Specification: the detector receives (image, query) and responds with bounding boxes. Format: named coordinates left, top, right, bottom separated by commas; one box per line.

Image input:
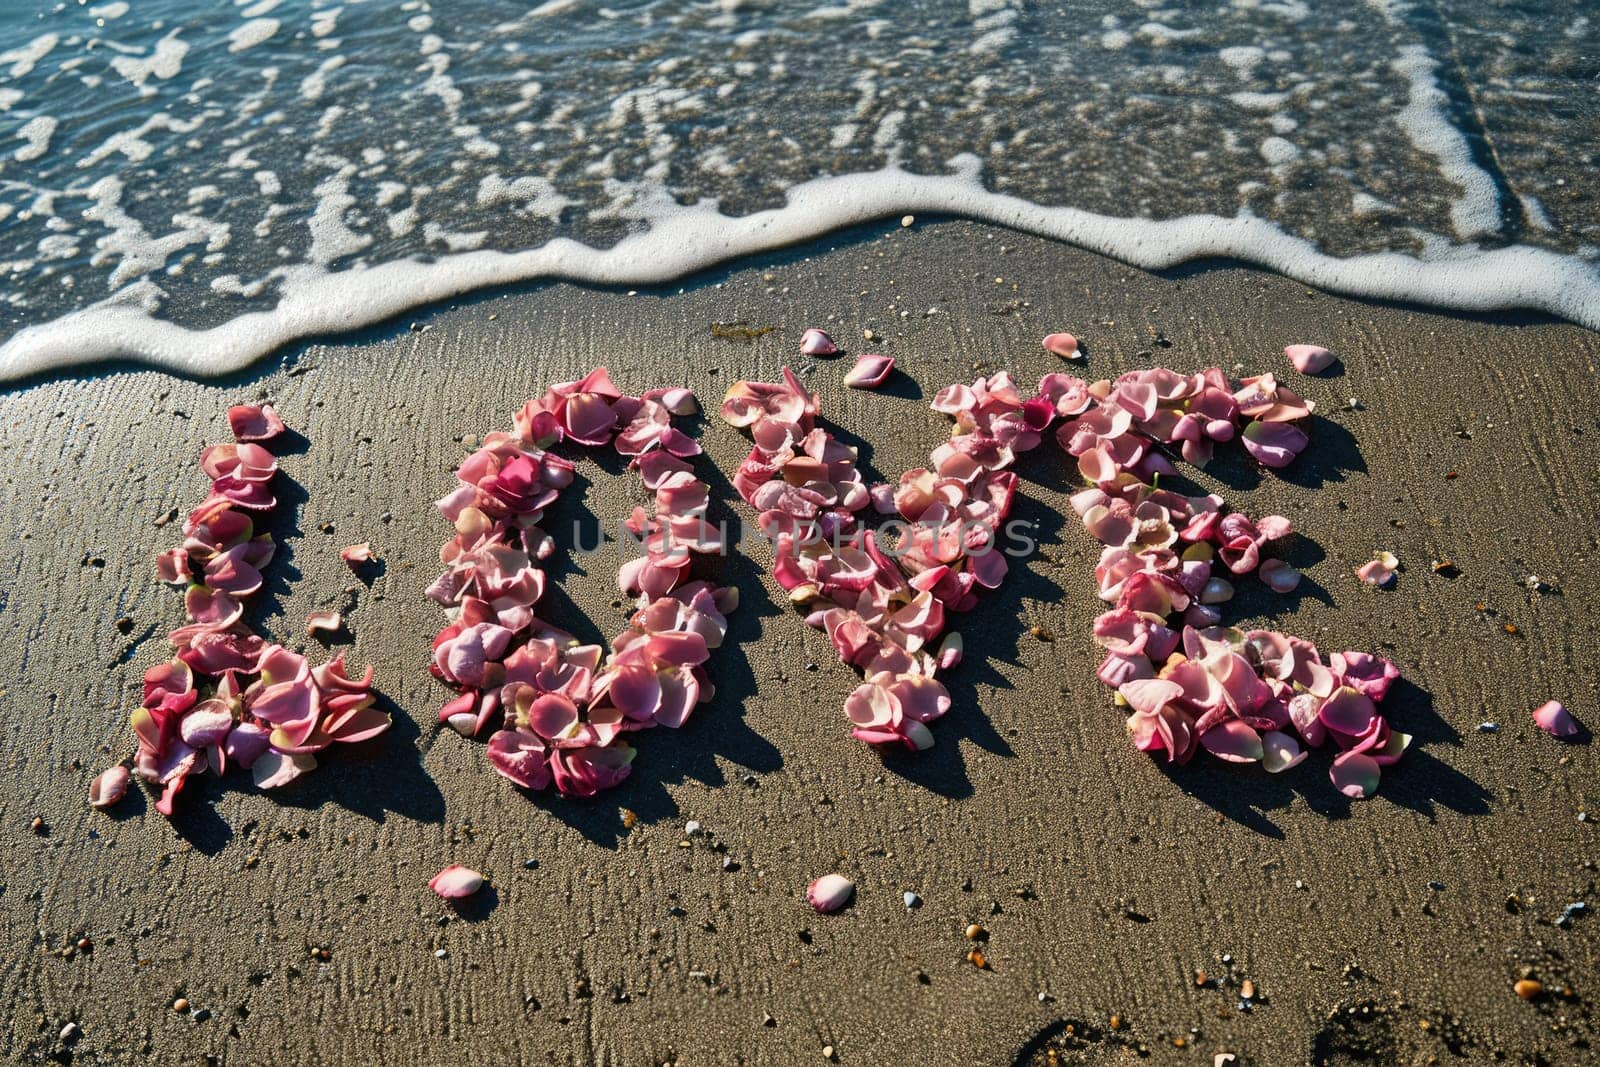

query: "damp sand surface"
left=1, top=223, right=1598, bottom=1064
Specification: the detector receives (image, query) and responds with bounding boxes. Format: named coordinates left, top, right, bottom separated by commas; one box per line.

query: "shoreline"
left=4, top=161, right=1599, bottom=384
left=2, top=221, right=1597, bottom=1064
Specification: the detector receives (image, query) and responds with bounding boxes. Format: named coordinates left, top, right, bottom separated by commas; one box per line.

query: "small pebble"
left=60, top=1022, right=80, bottom=1043
left=1240, top=979, right=1256, bottom=1000
left=1514, top=978, right=1543, bottom=1000
left=435, top=948, right=448, bottom=959
left=172, top=998, right=189, bottom=1013
left=685, top=820, right=702, bottom=836
left=822, top=1044, right=835, bottom=1060
left=965, top=923, right=986, bottom=941
left=1477, top=722, right=1498, bottom=733
left=903, top=891, right=921, bottom=910
left=900, top=215, right=914, bottom=227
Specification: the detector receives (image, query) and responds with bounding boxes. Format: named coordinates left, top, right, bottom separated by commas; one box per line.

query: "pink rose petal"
left=486, top=728, right=552, bottom=789
left=843, top=353, right=895, bottom=390
left=806, top=873, right=854, bottom=913
left=179, top=700, right=235, bottom=748
left=341, top=543, right=373, bottom=568
left=799, top=327, right=839, bottom=357
left=89, top=765, right=130, bottom=808
left=1532, top=700, right=1581, bottom=739
left=429, top=864, right=485, bottom=899
left=1241, top=419, right=1309, bottom=468
left=228, top=403, right=286, bottom=442
left=1042, top=332, right=1080, bottom=359
left=1284, top=344, right=1335, bottom=374
left=251, top=750, right=316, bottom=789
left=1200, top=720, right=1264, bottom=763
left=1258, top=559, right=1301, bottom=594
left=1319, top=687, right=1378, bottom=736
left=1261, top=730, right=1307, bottom=773
left=1355, top=551, right=1398, bottom=586
left=1330, top=751, right=1381, bottom=799
left=306, top=610, right=343, bottom=635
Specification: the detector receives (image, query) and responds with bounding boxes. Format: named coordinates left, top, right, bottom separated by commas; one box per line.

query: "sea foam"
left=1, top=155, right=1595, bottom=383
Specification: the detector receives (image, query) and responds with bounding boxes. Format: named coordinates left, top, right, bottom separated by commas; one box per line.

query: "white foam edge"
left=2, top=153, right=1596, bottom=382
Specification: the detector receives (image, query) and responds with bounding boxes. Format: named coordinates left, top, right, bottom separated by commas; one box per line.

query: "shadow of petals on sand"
left=271, top=689, right=448, bottom=826
left=1157, top=677, right=1489, bottom=837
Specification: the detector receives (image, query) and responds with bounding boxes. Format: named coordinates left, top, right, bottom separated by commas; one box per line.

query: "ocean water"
left=0, top=0, right=1595, bottom=380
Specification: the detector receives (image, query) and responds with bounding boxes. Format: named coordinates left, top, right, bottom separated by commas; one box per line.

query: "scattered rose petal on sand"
left=1284, top=344, right=1335, bottom=374
left=227, top=403, right=286, bottom=442
left=430, top=865, right=485, bottom=899
left=1043, top=332, right=1081, bottom=360
left=1533, top=700, right=1581, bottom=739
left=340, top=543, right=373, bottom=568
left=843, top=353, right=895, bottom=390
left=89, top=765, right=130, bottom=808
left=807, top=873, right=855, bottom=913
left=799, top=327, right=839, bottom=357
left=307, top=610, right=343, bottom=635
left=1356, top=551, right=1399, bottom=586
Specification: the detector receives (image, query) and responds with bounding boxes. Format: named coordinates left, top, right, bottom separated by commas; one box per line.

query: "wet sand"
left=1, top=220, right=1597, bottom=1065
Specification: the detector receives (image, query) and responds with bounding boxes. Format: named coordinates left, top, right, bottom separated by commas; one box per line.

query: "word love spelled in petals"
left=429, top=370, right=734, bottom=798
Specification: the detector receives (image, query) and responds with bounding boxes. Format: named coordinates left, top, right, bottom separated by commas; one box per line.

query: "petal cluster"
left=102, top=408, right=387, bottom=816
left=722, top=364, right=1051, bottom=750
left=1058, top=364, right=1406, bottom=797
left=431, top=371, right=733, bottom=797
